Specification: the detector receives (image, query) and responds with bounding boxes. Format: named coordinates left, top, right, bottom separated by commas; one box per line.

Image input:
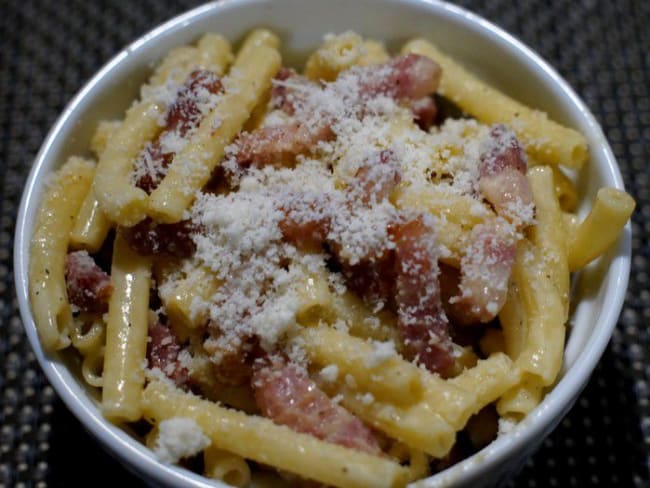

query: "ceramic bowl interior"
left=14, top=0, right=631, bottom=487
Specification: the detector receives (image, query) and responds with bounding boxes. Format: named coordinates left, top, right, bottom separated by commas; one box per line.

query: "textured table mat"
left=1, top=0, right=649, bottom=486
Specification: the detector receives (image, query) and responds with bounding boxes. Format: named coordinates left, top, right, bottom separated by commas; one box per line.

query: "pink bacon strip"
left=252, top=356, right=381, bottom=455
left=353, top=53, right=441, bottom=103
left=348, top=149, right=401, bottom=206
left=65, top=250, right=112, bottom=313
left=393, top=217, right=455, bottom=376
left=121, top=218, right=198, bottom=258
left=233, top=54, right=441, bottom=169
left=135, top=69, right=223, bottom=193
left=235, top=122, right=334, bottom=168
left=411, top=96, right=438, bottom=131
left=446, top=222, right=517, bottom=325
left=278, top=149, right=400, bottom=253
left=479, top=124, right=533, bottom=223
left=147, top=321, right=189, bottom=388
left=270, top=67, right=316, bottom=116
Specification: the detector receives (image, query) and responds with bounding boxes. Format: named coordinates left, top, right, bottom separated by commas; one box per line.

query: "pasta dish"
left=28, top=30, right=634, bottom=487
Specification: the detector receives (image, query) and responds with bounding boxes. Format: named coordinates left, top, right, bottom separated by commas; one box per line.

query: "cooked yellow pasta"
left=402, top=38, right=588, bottom=169
left=102, top=234, right=152, bottom=421
left=143, top=381, right=410, bottom=488
left=30, top=156, right=95, bottom=350
left=568, top=187, right=635, bottom=270
left=147, top=35, right=281, bottom=222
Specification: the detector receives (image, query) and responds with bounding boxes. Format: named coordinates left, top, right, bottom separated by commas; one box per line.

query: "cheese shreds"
left=153, top=417, right=211, bottom=464
left=155, top=46, right=531, bottom=373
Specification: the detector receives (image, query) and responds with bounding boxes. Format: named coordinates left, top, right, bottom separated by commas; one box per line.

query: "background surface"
left=1, top=0, right=649, bottom=486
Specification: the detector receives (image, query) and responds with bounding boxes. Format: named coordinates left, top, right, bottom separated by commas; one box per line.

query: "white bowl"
left=14, top=0, right=631, bottom=487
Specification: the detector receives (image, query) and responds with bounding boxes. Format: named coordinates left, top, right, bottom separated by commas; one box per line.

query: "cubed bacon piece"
left=348, top=149, right=401, bottom=206
left=135, top=69, right=223, bottom=193
left=393, top=217, right=454, bottom=376
left=271, top=67, right=317, bottom=116
left=278, top=191, right=332, bottom=251
left=203, top=332, right=259, bottom=386
left=353, top=54, right=442, bottom=102
left=342, top=252, right=397, bottom=308
left=65, top=250, right=112, bottom=313
left=252, top=357, right=381, bottom=455
left=410, top=96, right=438, bottom=131
left=234, top=122, right=335, bottom=168
left=147, top=322, right=189, bottom=388
left=479, top=124, right=533, bottom=225
left=121, top=218, right=197, bottom=258
left=447, top=222, right=517, bottom=325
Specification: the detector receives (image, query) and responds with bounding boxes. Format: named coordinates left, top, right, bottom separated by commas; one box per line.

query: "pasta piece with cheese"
left=305, top=31, right=389, bottom=81
left=142, top=380, right=410, bottom=488
left=295, top=325, right=423, bottom=404
left=497, top=240, right=565, bottom=416
left=148, top=34, right=282, bottom=222
left=527, top=166, right=571, bottom=319
left=401, top=38, right=588, bottom=168
left=94, top=34, right=235, bottom=226
left=70, top=121, right=121, bottom=253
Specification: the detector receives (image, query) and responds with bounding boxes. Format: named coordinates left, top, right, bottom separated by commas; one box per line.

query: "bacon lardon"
left=353, top=54, right=442, bottom=102
left=410, top=96, right=438, bottom=131
left=122, top=218, right=197, bottom=258
left=278, top=191, right=332, bottom=251
left=65, top=250, right=112, bottom=313
left=232, top=55, right=441, bottom=171
left=349, top=149, right=401, bottom=206
left=271, top=67, right=317, bottom=116
left=252, top=357, right=381, bottom=455
left=479, top=124, right=533, bottom=224
left=234, top=122, right=335, bottom=168
left=135, top=69, right=223, bottom=193
left=393, top=217, right=455, bottom=376
left=447, top=222, right=517, bottom=325
left=147, top=321, right=189, bottom=388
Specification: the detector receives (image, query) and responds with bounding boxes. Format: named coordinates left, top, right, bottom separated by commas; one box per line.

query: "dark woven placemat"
left=1, top=0, right=648, bottom=486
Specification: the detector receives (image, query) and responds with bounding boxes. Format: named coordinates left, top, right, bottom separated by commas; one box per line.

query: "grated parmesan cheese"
left=152, top=417, right=211, bottom=464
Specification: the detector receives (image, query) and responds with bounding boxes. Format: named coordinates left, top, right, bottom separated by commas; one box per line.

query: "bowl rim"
left=13, top=0, right=631, bottom=487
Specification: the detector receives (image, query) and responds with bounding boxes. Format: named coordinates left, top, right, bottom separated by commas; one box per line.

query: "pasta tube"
left=568, top=187, right=635, bottom=270
left=148, top=40, right=282, bottom=222
left=402, top=38, right=588, bottom=168
left=29, top=157, right=95, bottom=350
left=527, top=166, right=570, bottom=319
left=295, top=325, right=423, bottom=404
left=204, top=446, right=251, bottom=488
left=142, top=381, right=410, bottom=488
left=102, top=233, right=152, bottom=421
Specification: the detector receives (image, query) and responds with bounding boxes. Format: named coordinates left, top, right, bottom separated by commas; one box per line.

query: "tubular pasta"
left=147, top=38, right=282, bottom=223
left=204, top=446, right=251, bottom=488
left=527, top=166, right=570, bottom=320
left=142, top=380, right=410, bottom=488
left=102, top=233, right=152, bottom=421
left=295, top=325, right=423, bottom=404
left=401, top=38, right=588, bottom=168
left=29, top=156, right=95, bottom=350
left=305, top=32, right=389, bottom=81
left=568, top=187, right=635, bottom=270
